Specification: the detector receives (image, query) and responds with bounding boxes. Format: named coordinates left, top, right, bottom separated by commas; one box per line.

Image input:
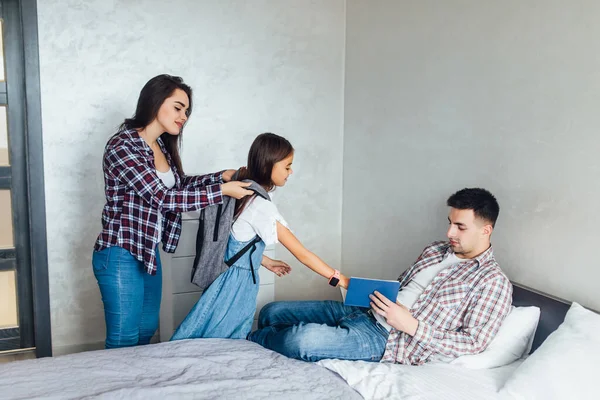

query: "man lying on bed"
left=248, top=188, right=513, bottom=365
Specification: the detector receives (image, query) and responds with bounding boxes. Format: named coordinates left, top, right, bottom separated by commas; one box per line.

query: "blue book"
left=343, top=277, right=400, bottom=308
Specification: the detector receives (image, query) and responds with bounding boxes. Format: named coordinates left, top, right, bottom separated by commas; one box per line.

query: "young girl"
left=92, top=74, right=254, bottom=349
left=171, top=132, right=350, bottom=340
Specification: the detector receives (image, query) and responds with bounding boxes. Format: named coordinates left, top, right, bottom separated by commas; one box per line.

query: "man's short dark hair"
left=447, top=188, right=500, bottom=227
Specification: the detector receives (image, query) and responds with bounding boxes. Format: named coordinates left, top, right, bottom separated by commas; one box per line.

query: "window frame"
left=0, top=0, right=51, bottom=358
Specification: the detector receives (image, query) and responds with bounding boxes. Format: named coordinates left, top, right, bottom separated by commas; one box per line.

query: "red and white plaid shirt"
left=381, top=241, right=512, bottom=365
left=94, top=127, right=224, bottom=275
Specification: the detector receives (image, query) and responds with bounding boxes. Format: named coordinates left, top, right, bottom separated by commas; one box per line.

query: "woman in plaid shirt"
left=92, top=75, right=253, bottom=349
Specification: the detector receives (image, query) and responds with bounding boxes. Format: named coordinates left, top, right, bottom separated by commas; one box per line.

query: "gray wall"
left=342, top=0, right=600, bottom=311
left=37, top=0, right=345, bottom=353
left=37, top=0, right=600, bottom=354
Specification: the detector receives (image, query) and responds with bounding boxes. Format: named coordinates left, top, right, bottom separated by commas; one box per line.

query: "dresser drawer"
left=171, top=256, right=202, bottom=294
left=172, top=256, right=275, bottom=291
left=160, top=215, right=277, bottom=342
left=182, top=210, right=201, bottom=221
left=258, top=266, right=274, bottom=285
left=256, top=283, right=274, bottom=318
left=173, top=220, right=199, bottom=258
left=172, top=292, right=203, bottom=330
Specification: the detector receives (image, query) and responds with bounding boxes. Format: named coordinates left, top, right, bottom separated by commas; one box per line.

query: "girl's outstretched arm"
left=276, top=221, right=349, bottom=288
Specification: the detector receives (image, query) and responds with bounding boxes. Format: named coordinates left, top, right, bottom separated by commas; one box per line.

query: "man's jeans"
left=92, top=246, right=162, bottom=349
left=248, top=300, right=388, bottom=362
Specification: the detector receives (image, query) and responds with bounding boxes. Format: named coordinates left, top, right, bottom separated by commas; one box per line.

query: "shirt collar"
left=123, top=126, right=167, bottom=155
left=156, top=135, right=167, bottom=154
left=444, top=243, right=495, bottom=266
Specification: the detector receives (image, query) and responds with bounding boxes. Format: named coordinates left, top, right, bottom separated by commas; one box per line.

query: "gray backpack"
left=190, top=180, right=270, bottom=292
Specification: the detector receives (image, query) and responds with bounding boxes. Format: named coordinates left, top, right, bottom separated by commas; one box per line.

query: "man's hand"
left=262, top=256, right=292, bottom=277
left=370, top=291, right=419, bottom=336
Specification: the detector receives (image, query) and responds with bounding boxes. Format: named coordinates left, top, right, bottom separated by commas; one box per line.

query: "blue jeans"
left=248, top=300, right=388, bottom=362
left=92, top=246, right=162, bottom=349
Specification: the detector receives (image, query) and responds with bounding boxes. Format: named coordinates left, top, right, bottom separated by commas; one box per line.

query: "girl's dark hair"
left=120, top=74, right=192, bottom=174
left=234, top=133, right=294, bottom=219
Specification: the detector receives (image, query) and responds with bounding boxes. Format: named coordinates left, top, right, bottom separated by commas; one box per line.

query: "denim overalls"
left=171, top=234, right=266, bottom=340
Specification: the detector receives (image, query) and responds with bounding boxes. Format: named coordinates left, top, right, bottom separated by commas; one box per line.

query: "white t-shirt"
left=375, top=253, right=465, bottom=331
left=231, top=196, right=290, bottom=246
left=156, top=168, right=176, bottom=241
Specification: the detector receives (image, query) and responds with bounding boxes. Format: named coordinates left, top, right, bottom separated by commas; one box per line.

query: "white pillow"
left=450, top=306, right=540, bottom=369
left=500, top=302, right=600, bottom=400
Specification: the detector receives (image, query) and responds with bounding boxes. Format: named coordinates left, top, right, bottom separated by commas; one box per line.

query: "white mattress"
left=0, top=339, right=362, bottom=400
left=318, top=358, right=523, bottom=400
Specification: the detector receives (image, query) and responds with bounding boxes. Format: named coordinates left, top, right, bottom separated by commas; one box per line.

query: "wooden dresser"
left=158, top=210, right=275, bottom=341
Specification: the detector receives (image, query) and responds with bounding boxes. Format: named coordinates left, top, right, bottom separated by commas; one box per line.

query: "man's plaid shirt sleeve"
left=106, top=144, right=223, bottom=212
left=412, top=275, right=512, bottom=357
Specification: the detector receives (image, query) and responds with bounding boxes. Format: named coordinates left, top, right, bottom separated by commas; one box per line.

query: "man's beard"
left=451, top=244, right=465, bottom=254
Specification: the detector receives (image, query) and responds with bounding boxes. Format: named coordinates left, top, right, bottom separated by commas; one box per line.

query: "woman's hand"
left=222, top=169, right=237, bottom=182
left=222, top=167, right=247, bottom=182
left=262, top=256, right=292, bottom=277
left=221, top=181, right=253, bottom=199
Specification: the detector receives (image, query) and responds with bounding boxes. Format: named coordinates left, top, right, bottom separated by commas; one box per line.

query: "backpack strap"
left=225, top=235, right=262, bottom=284
left=190, top=208, right=206, bottom=282
left=247, top=241, right=260, bottom=285
left=213, top=204, right=223, bottom=241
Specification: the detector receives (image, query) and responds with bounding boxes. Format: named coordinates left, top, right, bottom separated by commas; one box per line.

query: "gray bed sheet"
left=0, top=339, right=361, bottom=400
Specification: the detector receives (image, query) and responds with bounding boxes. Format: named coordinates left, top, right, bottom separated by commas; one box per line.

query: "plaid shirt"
left=381, top=241, right=512, bottom=365
left=94, top=127, right=224, bottom=275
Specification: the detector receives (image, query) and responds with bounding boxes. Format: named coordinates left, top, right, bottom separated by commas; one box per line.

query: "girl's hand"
left=338, top=275, right=350, bottom=289
left=262, top=256, right=292, bottom=277
left=221, top=181, right=253, bottom=199
left=222, top=169, right=237, bottom=182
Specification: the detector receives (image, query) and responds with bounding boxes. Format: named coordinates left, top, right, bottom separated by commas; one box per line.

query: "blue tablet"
left=344, top=277, right=400, bottom=308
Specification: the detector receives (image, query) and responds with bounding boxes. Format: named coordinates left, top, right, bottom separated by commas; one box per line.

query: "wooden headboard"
left=511, top=282, right=571, bottom=353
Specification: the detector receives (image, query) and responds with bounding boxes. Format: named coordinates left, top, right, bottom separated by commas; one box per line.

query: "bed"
left=0, top=282, right=588, bottom=400
left=317, top=283, right=576, bottom=399
left=0, top=338, right=362, bottom=399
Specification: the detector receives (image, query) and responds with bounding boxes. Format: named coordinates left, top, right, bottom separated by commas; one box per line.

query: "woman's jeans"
left=92, top=246, right=162, bottom=349
left=248, top=300, right=388, bottom=362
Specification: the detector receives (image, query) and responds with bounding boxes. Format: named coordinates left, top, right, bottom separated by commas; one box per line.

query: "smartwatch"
left=328, top=269, right=340, bottom=287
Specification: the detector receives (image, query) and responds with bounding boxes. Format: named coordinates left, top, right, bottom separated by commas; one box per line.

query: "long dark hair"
left=120, top=74, right=193, bottom=174
left=234, top=133, right=294, bottom=219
